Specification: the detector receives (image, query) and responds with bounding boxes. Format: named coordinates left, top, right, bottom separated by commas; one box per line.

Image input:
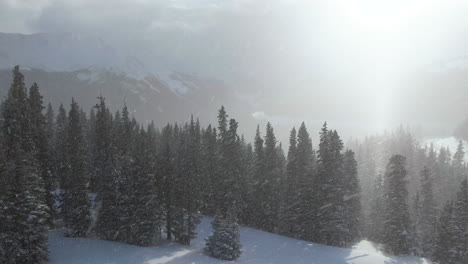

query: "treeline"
left=0, top=67, right=362, bottom=263
left=352, top=127, right=468, bottom=263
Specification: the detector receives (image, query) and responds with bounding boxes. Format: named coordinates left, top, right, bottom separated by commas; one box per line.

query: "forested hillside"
left=0, top=67, right=467, bottom=264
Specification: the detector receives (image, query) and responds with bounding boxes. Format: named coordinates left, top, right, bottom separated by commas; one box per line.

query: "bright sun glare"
left=339, top=0, right=423, bottom=33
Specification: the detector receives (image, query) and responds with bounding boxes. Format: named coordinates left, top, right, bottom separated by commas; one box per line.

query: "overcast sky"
left=2, top=0, right=468, bottom=139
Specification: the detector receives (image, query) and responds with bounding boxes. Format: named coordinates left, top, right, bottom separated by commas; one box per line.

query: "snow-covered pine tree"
left=200, top=125, right=219, bottom=216
left=205, top=107, right=243, bottom=260
left=159, top=124, right=177, bottom=240
left=315, top=123, right=347, bottom=246
left=29, top=83, right=55, bottom=228
left=280, top=123, right=315, bottom=240
left=94, top=96, right=120, bottom=241
left=452, top=141, right=466, bottom=189
left=368, top=173, right=385, bottom=243
left=249, top=125, right=265, bottom=229
left=417, top=166, right=437, bottom=257
left=342, top=149, right=361, bottom=244
left=61, top=99, right=91, bottom=237
left=204, top=208, right=242, bottom=261
left=279, top=127, right=299, bottom=237
left=110, top=109, right=132, bottom=243
left=87, top=107, right=98, bottom=192
left=382, top=155, right=413, bottom=255
left=238, top=135, right=254, bottom=226
left=0, top=66, right=49, bottom=264
left=295, top=123, right=316, bottom=240
left=54, top=103, right=68, bottom=190
left=260, top=122, right=283, bottom=233
left=171, top=117, right=203, bottom=245
left=453, top=179, right=468, bottom=262
left=411, top=191, right=422, bottom=255
left=45, top=103, right=56, bottom=187
left=433, top=201, right=459, bottom=264
left=129, top=125, right=163, bottom=246
left=0, top=106, right=8, bottom=263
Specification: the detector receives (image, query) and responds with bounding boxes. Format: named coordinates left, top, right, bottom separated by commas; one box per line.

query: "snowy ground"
left=48, top=218, right=430, bottom=264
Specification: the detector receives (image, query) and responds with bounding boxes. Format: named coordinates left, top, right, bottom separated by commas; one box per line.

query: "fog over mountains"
left=0, top=32, right=260, bottom=137
left=1, top=30, right=468, bottom=143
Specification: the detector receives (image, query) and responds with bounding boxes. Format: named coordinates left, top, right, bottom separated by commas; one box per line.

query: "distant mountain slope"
left=0, top=67, right=253, bottom=128
left=48, top=217, right=430, bottom=264
left=0, top=32, right=256, bottom=128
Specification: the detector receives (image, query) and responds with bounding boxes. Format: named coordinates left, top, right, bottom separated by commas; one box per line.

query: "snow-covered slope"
left=424, top=137, right=468, bottom=162
left=48, top=218, right=430, bottom=264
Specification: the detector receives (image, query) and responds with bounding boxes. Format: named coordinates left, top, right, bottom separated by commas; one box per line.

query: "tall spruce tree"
left=382, top=155, right=413, bottom=255
left=129, top=125, right=162, bottom=246
left=433, top=201, right=459, bottom=264
left=54, top=104, right=68, bottom=189
left=61, top=99, right=91, bottom=237
left=205, top=107, right=242, bottom=260
left=200, top=125, right=218, bottom=216
left=94, top=96, right=119, bottom=241
left=0, top=66, right=49, bottom=264
left=171, top=117, right=203, bottom=245
left=159, top=124, right=177, bottom=240
left=342, top=149, right=361, bottom=243
left=369, top=173, right=385, bottom=243
left=417, top=166, right=437, bottom=257
left=315, top=123, right=347, bottom=246
left=453, top=179, right=468, bottom=262
left=250, top=125, right=265, bottom=229
left=28, top=83, right=54, bottom=227
left=261, top=122, right=283, bottom=232
left=280, top=127, right=299, bottom=236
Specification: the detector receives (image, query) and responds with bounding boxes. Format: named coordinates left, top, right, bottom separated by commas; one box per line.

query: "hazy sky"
left=2, top=0, right=468, bottom=139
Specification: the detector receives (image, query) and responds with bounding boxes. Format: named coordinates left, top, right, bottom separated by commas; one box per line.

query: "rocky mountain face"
left=0, top=32, right=256, bottom=129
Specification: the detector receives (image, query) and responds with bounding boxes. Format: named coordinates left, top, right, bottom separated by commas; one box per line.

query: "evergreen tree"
left=433, top=201, right=459, bottom=264
left=94, top=96, right=119, bottom=241
left=54, top=103, right=68, bottom=189
left=238, top=135, right=254, bottom=226
left=281, top=123, right=315, bottom=240
left=111, top=108, right=132, bottom=243
left=61, top=99, right=91, bottom=237
left=261, top=122, right=283, bottom=232
left=160, top=124, right=176, bottom=240
left=129, top=125, right=162, bottom=246
left=453, top=140, right=466, bottom=184
left=87, top=108, right=98, bottom=192
left=204, top=209, right=242, bottom=261
left=250, top=125, right=265, bottom=229
left=0, top=66, right=49, bottom=264
left=280, top=127, right=299, bottom=236
left=342, top=149, right=361, bottom=243
left=315, top=123, right=347, bottom=246
left=369, top=173, right=385, bottom=243
left=205, top=107, right=243, bottom=260
left=453, top=179, right=468, bottom=262
left=45, top=103, right=56, bottom=187
left=296, top=123, right=316, bottom=240
left=382, top=155, right=413, bottom=255
left=28, top=83, right=55, bottom=227
left=417, top=166, right=437, bottom=257
left=251, top=122, right=283, bottom=232
left=171, top=117, right=203, bottom=245
left=200, top=125, right=218, bottom=216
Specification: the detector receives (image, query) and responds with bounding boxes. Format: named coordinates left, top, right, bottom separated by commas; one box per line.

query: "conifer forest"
left=1, top=1, right=468, bottom=264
